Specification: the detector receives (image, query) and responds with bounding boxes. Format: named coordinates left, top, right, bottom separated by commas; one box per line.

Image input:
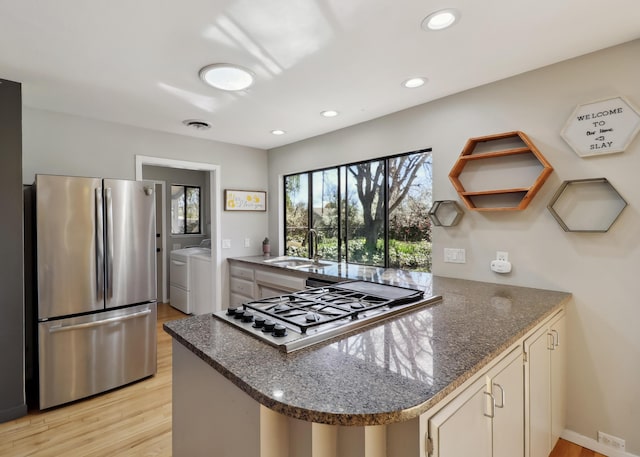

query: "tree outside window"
left=284, top=149, right=432, bottom=271
left=171, top=185, right=201, bottom=234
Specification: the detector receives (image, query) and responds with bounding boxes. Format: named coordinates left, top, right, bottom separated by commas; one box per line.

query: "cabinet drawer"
left=254, top=269, right=305, bottom=292
left=230, top=293, right=251, bottom=307
left=230, top=277, right=254, bottom=298
left=230, top=264, right=254, bottom=281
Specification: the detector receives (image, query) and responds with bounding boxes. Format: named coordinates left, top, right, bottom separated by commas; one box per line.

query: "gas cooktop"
left=213, top=281, right=441, bottom=352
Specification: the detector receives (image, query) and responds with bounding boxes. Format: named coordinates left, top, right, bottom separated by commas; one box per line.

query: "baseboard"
left=0, top=402, right=27, bottom=423
left=562, top=429, right=639, bottom=457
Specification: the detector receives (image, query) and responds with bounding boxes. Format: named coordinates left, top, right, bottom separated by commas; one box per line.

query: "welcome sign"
left=561, top=96, right=640, bottom=157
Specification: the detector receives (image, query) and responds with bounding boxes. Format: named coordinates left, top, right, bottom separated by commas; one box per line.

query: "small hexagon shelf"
left=547, top=178, right=627, bottom=232
left=428, top=200, right=464, bottom=226
left=561, top=96, right=640, bottom=158
left=448, top=131, right=553, bottom=211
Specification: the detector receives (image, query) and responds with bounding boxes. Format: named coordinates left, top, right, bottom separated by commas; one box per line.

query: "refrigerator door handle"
left=95, top=188, right=104, bottom=302
left=47, top=309, right=152, bottom=333
left=105, top=187, right=114, bottom=300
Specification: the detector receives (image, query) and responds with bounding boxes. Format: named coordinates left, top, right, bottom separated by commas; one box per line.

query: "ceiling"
left=1, top=0, right=639, bottom=150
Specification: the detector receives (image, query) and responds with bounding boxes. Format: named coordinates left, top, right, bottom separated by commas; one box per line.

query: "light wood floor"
left=1, top=304, right=599, bottom=457
left=0, top=303, right=185, bottom=457
left=550, top=439, right=606, bottom=457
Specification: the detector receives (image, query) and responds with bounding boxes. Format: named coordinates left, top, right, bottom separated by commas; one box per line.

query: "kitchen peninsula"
left=164, top=258, right=570, bottom=457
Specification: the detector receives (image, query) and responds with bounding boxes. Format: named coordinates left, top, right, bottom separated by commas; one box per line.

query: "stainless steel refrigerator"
left=35, top=174, right=157, bottom=409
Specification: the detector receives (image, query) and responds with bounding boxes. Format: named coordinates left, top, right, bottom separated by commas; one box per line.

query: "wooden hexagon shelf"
left=448, top=131, right=553, bottom=211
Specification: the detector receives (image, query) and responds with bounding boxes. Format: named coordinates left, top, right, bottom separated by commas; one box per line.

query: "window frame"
left=171, top=184, right=202, bottom=235
left=283, top=148, right=432, bottom=268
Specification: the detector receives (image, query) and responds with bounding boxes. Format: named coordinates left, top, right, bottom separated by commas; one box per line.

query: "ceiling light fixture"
left=321, top=110, right=339, bottom=118
left=182, top=119, right=212, bottom=130
left=421, top=8, right=460, bottom=31
left=402, top=77, right=427, bottom=88
left=271, top=129, right=286, bottom=135
left=199, top=63, right=254, bottom=91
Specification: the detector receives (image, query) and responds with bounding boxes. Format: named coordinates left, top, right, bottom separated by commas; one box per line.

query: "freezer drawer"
left=37, top=302, right=157, bottom=409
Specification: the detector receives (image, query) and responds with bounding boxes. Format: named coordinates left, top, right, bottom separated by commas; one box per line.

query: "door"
left=525, top=325, right=552, bottom=457
left=491, top=348, right=524, bottom=457
left=104, top=179, right=157, bottom=308
left=38, top=302, right=157, bottom=409
left=550, top=314, right=566, bottom=447
left=36, top=175, right=104, bottom=319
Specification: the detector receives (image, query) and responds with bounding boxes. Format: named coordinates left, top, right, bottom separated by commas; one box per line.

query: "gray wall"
left=0, top=79, right=27, bottom=422
left=22, top=108, right=269, bottom=309
left=268, top=40, right=640, bottom=454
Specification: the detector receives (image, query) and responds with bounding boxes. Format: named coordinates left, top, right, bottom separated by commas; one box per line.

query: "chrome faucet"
left=307, top=229, right=320, bottom=263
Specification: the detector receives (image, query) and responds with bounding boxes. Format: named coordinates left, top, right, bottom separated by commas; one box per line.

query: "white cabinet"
left=429, top=347, right=524, bottom=457
left=524, top=311, right=566, bottom=457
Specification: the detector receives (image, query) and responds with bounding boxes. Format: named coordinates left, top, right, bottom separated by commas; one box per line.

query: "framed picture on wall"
left=224, top=189, right=267, bottom=211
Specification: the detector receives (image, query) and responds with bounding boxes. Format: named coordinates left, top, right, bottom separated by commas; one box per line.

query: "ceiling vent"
left=183, top=119, right=211, bottom=130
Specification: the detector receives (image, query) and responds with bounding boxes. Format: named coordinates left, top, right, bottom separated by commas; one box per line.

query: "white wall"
left=22, top=108, right=269, bottom=306
left=268, top=40, right=640, bottom=454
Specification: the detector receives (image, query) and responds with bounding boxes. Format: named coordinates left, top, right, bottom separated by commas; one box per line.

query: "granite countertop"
left=164, top=259, right=571, bottom=426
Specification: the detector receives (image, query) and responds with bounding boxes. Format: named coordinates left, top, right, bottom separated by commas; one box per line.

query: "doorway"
left=135, top=155, right=222, bottom=313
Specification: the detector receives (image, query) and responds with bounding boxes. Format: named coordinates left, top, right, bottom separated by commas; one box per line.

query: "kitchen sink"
left=264, top=256, right=333, bottom=270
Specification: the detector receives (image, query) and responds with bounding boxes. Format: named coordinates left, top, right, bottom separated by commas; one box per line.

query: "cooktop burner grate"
left=213, top=280, right=441, bottom=352
left=244, top=287, right=395, bottom=334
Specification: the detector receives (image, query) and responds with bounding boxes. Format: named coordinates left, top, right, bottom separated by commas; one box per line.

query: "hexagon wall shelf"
left=448, top=131, right=553, bottom=211
left=428, top=200, right=464, bottom=226
left=561, top=96, right=640, bottom=158
left=547, top=178, right=627, bottom=232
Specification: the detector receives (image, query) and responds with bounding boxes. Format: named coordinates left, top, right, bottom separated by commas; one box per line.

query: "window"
left=284, top=149, right=432, bottom=271
left=171, top=185, right=201, bottom=235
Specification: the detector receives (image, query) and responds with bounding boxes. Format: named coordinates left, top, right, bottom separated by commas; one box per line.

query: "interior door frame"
left=135, top=155, right=222, bottom=312
left=146, top=179, right=167, bottom=303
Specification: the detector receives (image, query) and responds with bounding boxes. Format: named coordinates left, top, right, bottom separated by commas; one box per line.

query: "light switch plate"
left=222, top=239, right=231, bottom=249
left=444, top=248, right=466, bottom=263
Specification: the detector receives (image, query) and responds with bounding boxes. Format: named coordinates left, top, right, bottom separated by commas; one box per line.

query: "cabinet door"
left=524, top=310, right=566, bottom=457
left=492, top=349, right=524, bottom=457
left=524, top=323, right=553, bottom=457
left=429, top=376, right=492, bottom=457
left=550, top=314, right=566, bottom=446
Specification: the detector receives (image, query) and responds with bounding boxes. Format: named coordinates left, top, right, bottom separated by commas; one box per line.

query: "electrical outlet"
left=222, top=239, right=231, bottom=249
left=496, top=251, right=509, bottom=262
left=444, top=248, right=466, bottom=263
left=598, top=431, right=626, bottom=451
left=244, top=238, right=251, bottom=248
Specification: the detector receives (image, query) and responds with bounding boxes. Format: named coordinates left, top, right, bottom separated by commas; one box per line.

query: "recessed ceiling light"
left=402, top=77, right=427, bottom=88
left=321, top=110, right=339, bottom=118
left=271, top=129, right=286, bottom=135
left=182, top=119, right=211, bottom=130
left=199, top=64, right=254, bottom=91
left=421, top=8, right=460, bottom=31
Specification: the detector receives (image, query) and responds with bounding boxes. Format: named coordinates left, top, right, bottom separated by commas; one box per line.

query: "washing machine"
left=169, top=247, right=212, bottom=314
